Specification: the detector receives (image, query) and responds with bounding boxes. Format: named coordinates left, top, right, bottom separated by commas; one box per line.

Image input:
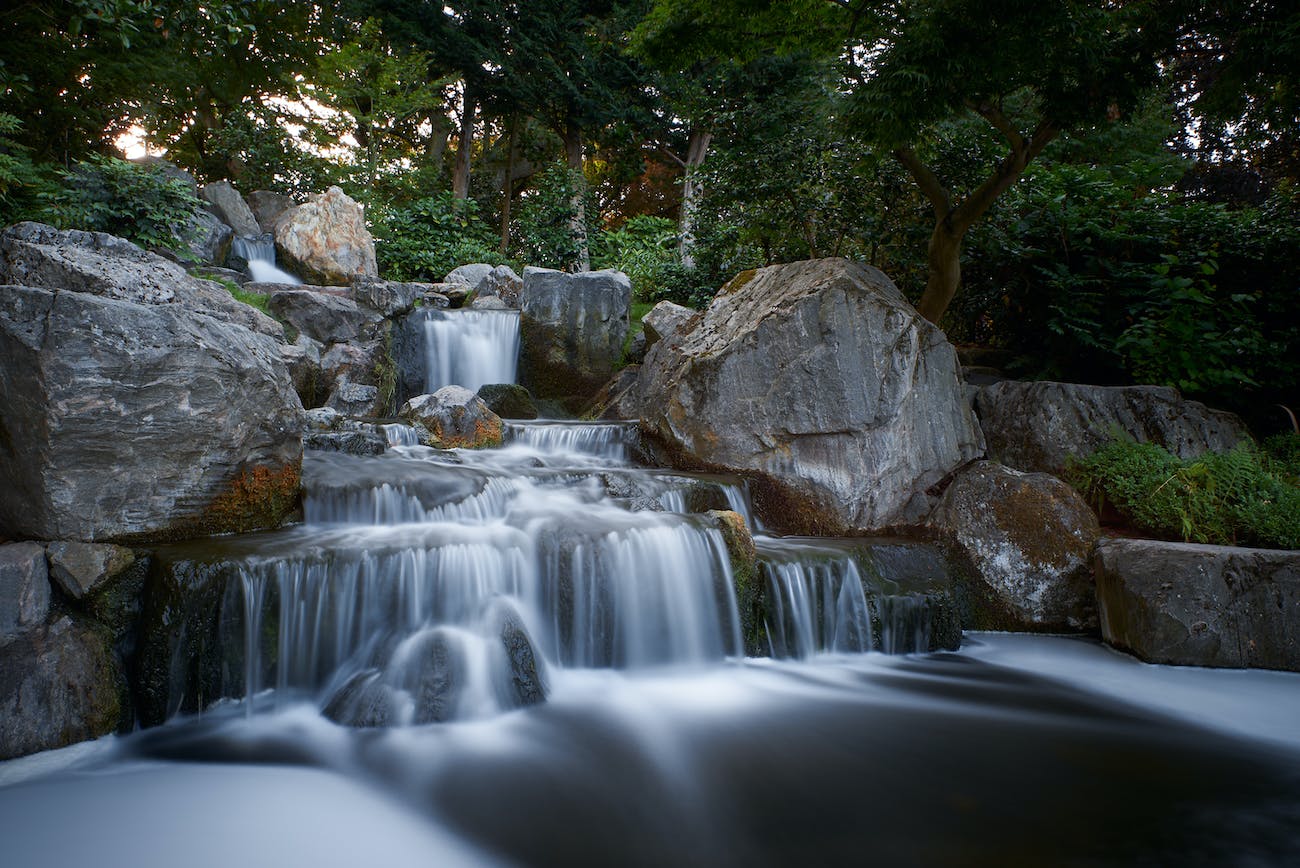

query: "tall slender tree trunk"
left=917, top=222, right=963, bottom=324
left=564, top=122, right=590, bottom=272
left=500, top=115, right=517, bottom=255
left=452, top=83, right=476, bottom=200
left=678, top=129, right=712, bottom=270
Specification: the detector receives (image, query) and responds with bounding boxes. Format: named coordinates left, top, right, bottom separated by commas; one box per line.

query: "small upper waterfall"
left=504, top=421, right=639, bottom=460
left=423, top=309, right=520, bottom=392
left=232, top=233, right=301, bottom=284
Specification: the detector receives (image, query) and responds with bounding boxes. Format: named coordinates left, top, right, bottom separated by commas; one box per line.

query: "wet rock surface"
left=401, top=387, right=504, bottom=449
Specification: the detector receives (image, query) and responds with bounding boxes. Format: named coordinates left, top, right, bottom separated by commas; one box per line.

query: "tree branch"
left=950, top=119, right=1059, bottom=233
left=967, top=99, right=1025, bottom=152
left=894, top=147, right=951, bottom=221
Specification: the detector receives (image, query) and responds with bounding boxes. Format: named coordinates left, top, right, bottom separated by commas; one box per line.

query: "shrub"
left=509, top=163, right=593, bottom=271
left=370, top=192, right=503, bottom=281
left=1068, top=438, right=1300, bottom=550
left=39, top=155, right=204, bottom=256
left=591, top=215, right=715, bottom=309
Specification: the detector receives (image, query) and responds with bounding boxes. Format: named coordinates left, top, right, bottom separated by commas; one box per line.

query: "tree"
left=636, top=0, right=1166, bottom=322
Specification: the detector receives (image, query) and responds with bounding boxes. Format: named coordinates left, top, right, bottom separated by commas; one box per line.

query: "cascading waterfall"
left=232, top=233, right=301, bottom=284
left=504, top=421, right=639, bottom=460
left=423, top=309, right=520, bottom=392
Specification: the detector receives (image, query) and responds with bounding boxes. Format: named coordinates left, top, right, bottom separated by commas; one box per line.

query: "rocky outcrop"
left=200, top=181, right=261, bottom=238
left=0, top=222, right=283, bottom=339
left=46, top=542, right=136, bottom=602
left=588, top=366, right=643, bottom=420
left=477, top=384, right=539, bottom=420
left=1094, top=538, right=1300, bottom=671
left=470, top=294, right=509, bottom=310
left=519, top=267, right=631, bottom=407
left=247, top=190, right=296, bottom=234
left=641, top=300, right=698, bottom=352
left=0, top=616, right=124, bottom=760
left=351, top=275, right=425, bottom=318
left=976, top=381, right=1249, bottom=476
left=268, top=288, right=383, bottom=345
left=326, top=381, right=384, bottom=418
left=185, top=209, right=234, bottom=267
left=275, top=187, right=378, bottom=286
left=475, top=265, right=523, bottom=308
left=401, top=387, right=504, bottom=449
left=929, top=461, right=1100, bottom=631
left=0, top=280, right=302, bottom=542
left=639, top=259, right=984, bottom=534
left=0, top=542, right=49, bottom=643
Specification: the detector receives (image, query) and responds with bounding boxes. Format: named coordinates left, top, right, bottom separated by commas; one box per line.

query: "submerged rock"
left=976, top=381, right=1249, bottom=476
left=401, top=387, right=504, bottom=449
left=0, top=616, right=124, bottom=760
left=519, top=267, right=631, bottom=407
left=639, top=258, right=984, bottom=534
left=408, top=631, right=464, bottom=724
left=494, top=603, right=546, bottom=708
left=1095, top=538, right=1300, bottom=671
left=0, top=542, right=50, bottom=643
left=929, top=461, right=1100, bottom=631
left=322, top=670, right=398, bottom=727
left=275, top=186, right=378, bottom=286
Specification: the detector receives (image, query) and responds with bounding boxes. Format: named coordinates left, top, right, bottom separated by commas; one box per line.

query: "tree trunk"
left=564, top=123, right=590, bottom=272
left=452, top=84, right=476, bottom=200
left=678, top=129, right=712, bottom=270
left=500, top=115, right=517, bottom=255
left=917, top=222, right=963, bottom=325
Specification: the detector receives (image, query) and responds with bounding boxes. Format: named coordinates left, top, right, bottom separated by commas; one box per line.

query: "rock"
left=423, top=289, right=451, bottom=309
left=275, top=186, right=378, bottom=286
left=705, top=509, right=757, bottom=579
left=305, top=406, right=343, bottom=431
left=268, top=288, right=383, bottom=345
left=976, top=381, right=1249, bottom=476
left=319, top=340, right=383, bottom=388
left=0, top=542, right=49, bottom=643
left=132, top=156, right=199, bottom=197
left=45, top=541, right=136, bottom=602
left=305, top=429, right=387, bottom=456
left=928, top=461, right=1100, bottom=631
left=641, top=300, right=699, bottom=351
left=493, top=602, right=546, bottom=708
left=470, top=294, right=509, bottom=310
left=519, top=267, right=632, bottom=406
left=0, top=283, right=303, bottom=542
left=476, top=265, right=523, bottom=308
left=477, top=384, right=539, bottom=420
left=443, top=263, right=494, bottom=290
left=190, top=266, right=249, bottom=286
left=401, top=387, right=503, bottom=449
left=0, top=222, right=283, bottom=339
left=624, top=330, right=647, bottom=365
left=350, top=275, right=425, bottom=318
left=325, top=381, right=384, bottom=418
left=321, top=670, right=396, bottom=727
left=0, top=616, right=124, bottom=760
left=438, top=283, right=471, bottom=307
left=184, top=209, right=234, bottom=267
left=200, top=180, right=261, bottom=238
left=587, top=366, right=643, bottom=420
left=246, top=190, right=296, bottom=234
left=639, top=259, right=984, bottom=534
left=1094, top=538, right=1300, bottom=671
left=409, top=630, right=464, bottom=724
left=281, top=334, right=326, bottom=408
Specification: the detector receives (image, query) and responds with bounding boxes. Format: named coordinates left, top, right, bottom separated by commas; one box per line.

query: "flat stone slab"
left=1095, top=537, right=1300, bottom=671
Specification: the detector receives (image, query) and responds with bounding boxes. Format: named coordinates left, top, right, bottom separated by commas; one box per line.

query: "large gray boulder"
left=929, top=461, right=1100, bottom=631
left=246, top=190, right=296, bottom=234
left=0, top=542, right=49, bottom=644
left=0, top=282, right=303, bottom=542
left=268, top=288, right=383, bottom=345
left=200, top=180, right=261, bottom=238
left=0, top=616, right=124, bottom=760
left=350, top=275, right=426, bottom=318
left=976, top=381, right=1249, bottom=476
left=185, top=209, right=234, bottom=267
left=275, top=186, right=378, bottom=286
left=1095, top=538, right=1300, bottom=671
left=519, top=267, right=631, bottom=405
left=444, top=263, right=494, bottom=290
left=0, top=222, right=283, bottom=339
left=641, top=300, right=699, bottom=351
left=639, top=259, right=984, bottom=534
left=475, top=265, right=523, bottom=308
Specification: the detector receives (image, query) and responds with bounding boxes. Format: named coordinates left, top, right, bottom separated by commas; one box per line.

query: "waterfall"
left=504, top=421, right=638, bottom=460
left=232, top=233, right=301, bottom=284
left=381, top=424, right=420, bottom=448
left=423, top=309, right=520, bottom=392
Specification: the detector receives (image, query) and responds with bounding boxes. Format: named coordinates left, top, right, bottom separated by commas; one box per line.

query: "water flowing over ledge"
left=422, top=309, right=520, bottom=393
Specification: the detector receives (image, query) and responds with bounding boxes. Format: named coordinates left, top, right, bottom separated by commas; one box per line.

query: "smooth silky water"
left=3, top=365, right=1299, bottom=866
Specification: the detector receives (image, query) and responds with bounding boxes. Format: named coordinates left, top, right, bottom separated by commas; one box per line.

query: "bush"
left=591, top=215, right=715, bottom=309
left=370, top=192, right=503, bottom=281
left=39, top=155, right=204, bottom=256
left=1068, top=438, right=1300, bottom=550
left=510, top=163, right=593, bottom=271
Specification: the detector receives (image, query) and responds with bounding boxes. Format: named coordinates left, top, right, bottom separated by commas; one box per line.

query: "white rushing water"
left=232, top=233, right=301, bottom=284
left=423, top=309, right=520, bottom=392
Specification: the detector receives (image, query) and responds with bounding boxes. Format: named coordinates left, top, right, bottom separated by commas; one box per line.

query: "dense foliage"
left=1068, top=438, right=1300, bottom=551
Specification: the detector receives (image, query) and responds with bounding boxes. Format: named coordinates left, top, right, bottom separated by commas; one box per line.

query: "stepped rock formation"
left=275, top=186, right=378, bottom=286
left=639, top=258, right=983, bottom=533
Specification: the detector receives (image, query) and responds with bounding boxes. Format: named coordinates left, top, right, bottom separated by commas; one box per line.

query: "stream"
left=2, top=309, right=1299, bottom=867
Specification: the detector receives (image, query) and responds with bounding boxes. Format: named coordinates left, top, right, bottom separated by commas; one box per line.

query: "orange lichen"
left=204, top=462, right=301, bottom=534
